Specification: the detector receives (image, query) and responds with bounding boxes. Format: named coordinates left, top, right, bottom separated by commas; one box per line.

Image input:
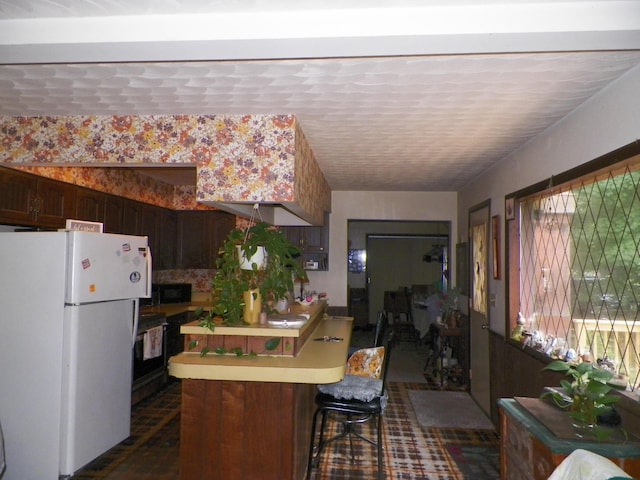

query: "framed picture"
left=492, top=215, right=500, bottom=280
left=348, top=249, right=366, bottom=273
left=505, top=197, right=515, bottom=220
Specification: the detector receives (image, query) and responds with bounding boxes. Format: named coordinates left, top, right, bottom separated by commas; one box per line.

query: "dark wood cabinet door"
left=121, top=199, right=142, bottom=235
left=140, top=203, right=161, bottom=263
left=103, top=195, right=124, bottom=233
left=280, top=214, right=329, bottom=253
left=75, top=188, right=105, bottom=222
left=302, top=225, right=326, bottom=251
left=177, top=211, right=211, bottom=268
left=280, top=226, right=304, bottom=250
left=176, top=210, right=235, bottom=268
left=209, top=211, right=235, bottom=267
left=32, top=177, right=75, bottom=228
left=158, top=209, right=178, bottom=269
left=0, top=167, right=74, bottom=228
left=0, top=167, right=37, bottom=225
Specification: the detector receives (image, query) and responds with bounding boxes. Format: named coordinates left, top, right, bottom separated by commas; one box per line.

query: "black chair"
left=348, top=310, right=389, bottom=357
left=306, top=330, right=395, bottom=480
left=372, top=310, right=389, bottom=347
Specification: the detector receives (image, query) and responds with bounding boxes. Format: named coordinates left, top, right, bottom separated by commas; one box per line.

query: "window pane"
left=513, top=161, right=640, bottom=391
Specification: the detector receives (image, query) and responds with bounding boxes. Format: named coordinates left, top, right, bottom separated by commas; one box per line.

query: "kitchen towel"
left=143, top=325, right=164, bottom=360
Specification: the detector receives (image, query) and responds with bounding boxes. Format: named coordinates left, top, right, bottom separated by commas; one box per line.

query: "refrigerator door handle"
left=145, top=244, right=152, bottom=298
left=132, top=299, right=140, bottom=347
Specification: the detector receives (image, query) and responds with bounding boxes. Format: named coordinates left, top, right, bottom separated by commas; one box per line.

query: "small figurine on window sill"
left=511, top=312, right=527, bottom=342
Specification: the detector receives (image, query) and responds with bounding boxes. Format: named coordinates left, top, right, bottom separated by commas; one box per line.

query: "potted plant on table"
left=207, top=222, right=305, bottom=327
left=541, top=360, right=621, bottom=440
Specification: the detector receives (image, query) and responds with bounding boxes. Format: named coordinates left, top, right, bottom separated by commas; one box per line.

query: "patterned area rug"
left=408, top=390, right=495, bottom=430
left=72, top=381, right=499, bottom=480
left=309, top=382, right=500, bottom=479
left=445, top=444, right=501, bottom=479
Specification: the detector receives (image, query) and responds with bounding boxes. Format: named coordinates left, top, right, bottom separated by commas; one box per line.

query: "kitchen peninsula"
left=168, top=300, right=352, bottom=480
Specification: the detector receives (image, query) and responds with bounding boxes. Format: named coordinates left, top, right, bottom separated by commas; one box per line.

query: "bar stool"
left=306, top=331, right=395, bottom=480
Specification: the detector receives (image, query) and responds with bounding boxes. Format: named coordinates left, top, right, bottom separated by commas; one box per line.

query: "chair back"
left=373, top=311, right=389, bottom=347
left=383, top=291, right=396, bottom=313
left=378, top=330, right=396, bottom=394
left=384, top=289, right=412, bottom=324
left=394, top=287, right=411, bottom=313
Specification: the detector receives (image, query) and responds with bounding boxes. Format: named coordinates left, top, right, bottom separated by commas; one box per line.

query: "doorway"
left=367, top=235, right=448, bottom=328
left=347, top=220, right=450, bottom=329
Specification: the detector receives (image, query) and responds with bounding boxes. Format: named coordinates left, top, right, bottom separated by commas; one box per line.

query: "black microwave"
left=153, top=283, right=192, bottom=304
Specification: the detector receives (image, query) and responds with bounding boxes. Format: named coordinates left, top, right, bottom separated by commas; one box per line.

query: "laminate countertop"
left=168, top=313, right=353, bottom=384
left=140, top=301, right=210, bottom=318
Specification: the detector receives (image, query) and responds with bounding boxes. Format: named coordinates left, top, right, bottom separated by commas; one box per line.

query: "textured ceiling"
left=1, top=1, right=640, bottom=191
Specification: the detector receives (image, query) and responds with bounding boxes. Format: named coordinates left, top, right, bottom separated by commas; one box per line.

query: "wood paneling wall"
left=489, top=331, right=640, bottom=431
left=489, top=331, right=566, bottom=426
left=179, top=379, right=316, bottom=480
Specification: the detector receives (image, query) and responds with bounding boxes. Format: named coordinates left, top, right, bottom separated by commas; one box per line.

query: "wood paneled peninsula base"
left=169, top=302, right=352, bottom=480
left=498, top=397, right=640, bottom=480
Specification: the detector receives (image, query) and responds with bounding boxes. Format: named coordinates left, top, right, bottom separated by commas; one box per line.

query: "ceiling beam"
left=2, top=2, right=640, bottom=64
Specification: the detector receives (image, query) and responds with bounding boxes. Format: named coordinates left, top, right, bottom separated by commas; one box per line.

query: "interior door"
left=469, top=202, right=491, bottom=415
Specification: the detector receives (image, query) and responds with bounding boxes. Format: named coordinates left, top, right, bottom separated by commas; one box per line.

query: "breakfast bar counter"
left=169, top=315, right=351, bottom=383
left=168, top=302, right=352, bottom=480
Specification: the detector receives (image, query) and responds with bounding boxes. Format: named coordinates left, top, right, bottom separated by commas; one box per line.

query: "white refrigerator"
left=0, top=230, right=151, bottom=479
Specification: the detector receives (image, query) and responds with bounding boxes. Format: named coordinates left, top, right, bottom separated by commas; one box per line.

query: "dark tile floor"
left=70, top=380, right=181, bottom=479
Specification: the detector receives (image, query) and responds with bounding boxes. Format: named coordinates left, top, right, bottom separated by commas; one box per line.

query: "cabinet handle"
left=30, top=195, right=42, bottom=215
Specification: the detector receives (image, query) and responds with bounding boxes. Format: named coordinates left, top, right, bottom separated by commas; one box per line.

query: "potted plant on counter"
left=208, top=222, right=305, bottom=326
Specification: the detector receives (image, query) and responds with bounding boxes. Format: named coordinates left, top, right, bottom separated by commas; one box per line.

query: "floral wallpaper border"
left=1, top=114, right=330, bottom=222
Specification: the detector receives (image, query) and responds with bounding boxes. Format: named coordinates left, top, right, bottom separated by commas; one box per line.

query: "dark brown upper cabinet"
left=0, top=166, right=75, bottom=229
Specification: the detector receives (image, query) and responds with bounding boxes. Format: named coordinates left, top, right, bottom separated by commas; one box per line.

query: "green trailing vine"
left=211, top=222, right=304, bottom=325
left=541, top=360, right=624, bottom=441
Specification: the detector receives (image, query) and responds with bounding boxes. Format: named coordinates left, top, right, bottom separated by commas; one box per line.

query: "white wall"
left=307, top=191, right=458, bottom=307
left=458, top=64, right=640, bottom=336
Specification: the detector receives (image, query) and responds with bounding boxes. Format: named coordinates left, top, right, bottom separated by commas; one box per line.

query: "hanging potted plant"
left=209, top=222, right=305, bottom=326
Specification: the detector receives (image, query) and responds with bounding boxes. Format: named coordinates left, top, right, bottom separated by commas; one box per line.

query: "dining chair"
left=306, top=330, right=395, bottom=480
left=385, top=288, right=418, bottom=345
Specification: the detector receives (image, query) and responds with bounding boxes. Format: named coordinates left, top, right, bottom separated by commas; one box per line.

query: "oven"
left=132, top=312, right=168, bottom=393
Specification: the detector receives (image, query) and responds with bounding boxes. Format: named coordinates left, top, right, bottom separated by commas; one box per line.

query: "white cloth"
left=318, top=375, right=388, bottom=410
left=547, top=449, right=632, bottom=480
left=412, top=294, right=442, bottom=338
left=143, top=325, right=164, bottom=360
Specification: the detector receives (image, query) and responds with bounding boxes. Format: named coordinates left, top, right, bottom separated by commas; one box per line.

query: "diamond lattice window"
left=513, top=158, right=640, bottom=391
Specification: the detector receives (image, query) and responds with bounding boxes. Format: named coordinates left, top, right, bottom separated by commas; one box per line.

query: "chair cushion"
left=346, top=346, right=385, bottom=378
left=315, top=391, right=387, bottom=414
left=318, top=374, right=384, bottom=403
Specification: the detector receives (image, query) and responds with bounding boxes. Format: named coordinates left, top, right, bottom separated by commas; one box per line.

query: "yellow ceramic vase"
left=243, top=289, right=262, bottom=325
